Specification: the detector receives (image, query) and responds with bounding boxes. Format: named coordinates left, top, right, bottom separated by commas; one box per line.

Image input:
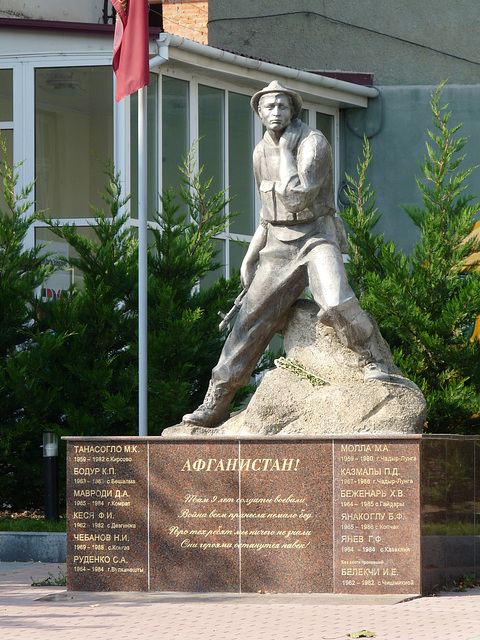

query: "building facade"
left=0, top=10, right=374, bottom=297
left=208, top=0, right=480, bottom=252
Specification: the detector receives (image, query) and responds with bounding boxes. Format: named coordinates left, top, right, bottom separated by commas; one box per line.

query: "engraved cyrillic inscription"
left=334, top=440, right=420, bottom=594
left=66, top=441, right=148, bottom=589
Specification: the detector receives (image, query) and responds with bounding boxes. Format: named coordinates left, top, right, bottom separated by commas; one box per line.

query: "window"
left=198, top=84, right=225, bottom=197
left=0, top=68, right=13, bottom=121
left=162, top=75, right=189, bottom=192
left=157, top=74, right=258, bottom=281
left=35, top=66, right=113, bottom=220
left=33, top=65, right=113, bottom=297
left=316, top=112, right=334, bottom=148
left=228, top=92, right=254, bottom=237
left=161, top=75, right=189, bottom=216
left=0, top=69, right=13, bottom=213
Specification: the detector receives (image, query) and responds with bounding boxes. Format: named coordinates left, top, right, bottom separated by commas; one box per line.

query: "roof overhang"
left=150, top=33, right=378, bottom=109
left=0, top=20, right=376, bottom=109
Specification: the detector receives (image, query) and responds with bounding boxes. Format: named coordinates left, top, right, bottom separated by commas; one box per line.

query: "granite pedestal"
left=65, top=435, right=424, bottom=594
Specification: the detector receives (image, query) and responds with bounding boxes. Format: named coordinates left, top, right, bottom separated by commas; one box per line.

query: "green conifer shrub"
left=146, top=153, right=240, bottom=431
left=342, top=85, right=480, bottom=433
left=0, top=138, right=56, bottom=509
left=0, top=152, right=240, bottom=509
left=33, top=156, right=239, bottom=437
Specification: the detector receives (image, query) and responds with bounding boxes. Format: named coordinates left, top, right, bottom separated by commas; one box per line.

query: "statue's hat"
left=250, top=80, right=303, bottom=119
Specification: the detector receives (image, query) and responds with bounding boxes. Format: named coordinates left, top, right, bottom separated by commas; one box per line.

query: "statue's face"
left=258, top=93, right=292, bottom=134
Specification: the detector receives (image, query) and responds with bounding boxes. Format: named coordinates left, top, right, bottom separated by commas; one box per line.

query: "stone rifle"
left=218, top=289, right=247, bottom=331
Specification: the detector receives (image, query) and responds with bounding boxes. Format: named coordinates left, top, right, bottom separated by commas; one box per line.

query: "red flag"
left=111, top=0, right=150, bottom=102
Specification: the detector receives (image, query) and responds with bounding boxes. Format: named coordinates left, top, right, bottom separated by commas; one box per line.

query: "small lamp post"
left=43, top=430, right=59, bottom=521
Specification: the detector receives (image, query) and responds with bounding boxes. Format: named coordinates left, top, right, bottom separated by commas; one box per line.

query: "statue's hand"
left=278, top=129, right=297, bottom=151
left=278, top=122, right=301, bottom=152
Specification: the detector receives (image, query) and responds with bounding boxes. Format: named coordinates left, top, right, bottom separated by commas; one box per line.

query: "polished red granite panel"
left=65, top=435, right=424, bottom=594
left=148, top=440, right=332, bottom=592
left=421, top=436, right=447, bottom=535
left=66, top=439, right=148, bottom=591
left=149, top=441, right=240, bottom=592
left=333, top=438, right=421, bottom=594
left=237, top=440, right=333, bottom=593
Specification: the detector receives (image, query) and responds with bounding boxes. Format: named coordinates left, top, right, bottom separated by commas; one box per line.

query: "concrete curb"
left=0, top=532, right=66, bottom=563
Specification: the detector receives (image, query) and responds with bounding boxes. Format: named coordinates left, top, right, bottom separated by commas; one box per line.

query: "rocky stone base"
left=164, top=300, right=426, bottom=436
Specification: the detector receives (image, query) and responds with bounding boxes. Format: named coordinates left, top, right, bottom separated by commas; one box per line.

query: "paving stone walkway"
left=1, top=562, right=480, bottom=640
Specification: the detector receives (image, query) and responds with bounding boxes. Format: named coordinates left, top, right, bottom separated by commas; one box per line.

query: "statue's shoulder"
left=293, top=122, right=331, bottom=164
left=295, top=120, right=329, bottom=148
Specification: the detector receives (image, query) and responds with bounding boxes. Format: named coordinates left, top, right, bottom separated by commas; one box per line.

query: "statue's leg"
left=306, top=242, right=389, bottom=381
left=183, top=241, right=307, bottom=427
left=215, top=273, right=305, bottom=381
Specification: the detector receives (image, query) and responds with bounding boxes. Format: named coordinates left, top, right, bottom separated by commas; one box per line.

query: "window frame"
left=1, top=42, right=341, bottom=275
left=154, top=67, right=341, bottom=279
left=0, top=53, right=115, bottom=250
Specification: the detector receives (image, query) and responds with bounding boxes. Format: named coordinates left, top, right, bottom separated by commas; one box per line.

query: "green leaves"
left=341, top=138, right=386, bottom=298
left=0, top=138, right=55, bottom=359
left=147, top=154, right=240, bottom=429
left=0, top=147, right=240, bottom=508
left=343, top=85, right=480, bottom=433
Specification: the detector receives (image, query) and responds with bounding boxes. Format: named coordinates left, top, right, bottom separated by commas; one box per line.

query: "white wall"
left=0, top=0, right=105, bottom=24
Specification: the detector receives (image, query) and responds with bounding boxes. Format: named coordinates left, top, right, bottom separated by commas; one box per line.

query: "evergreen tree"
left=0, top=139, right=54, bottom=357
left=1, top=152, right=241, bottom=508
left=0, top=138, right=56, bottom=509
left=35, top=161, right=139, bottom=435
left=30, top=156, right=240, bottom=436
left=147, top=152, right=240, bottom=431
left=342, top=85, right=480, bottom=433
left=340, top=138, right=386, bottom=301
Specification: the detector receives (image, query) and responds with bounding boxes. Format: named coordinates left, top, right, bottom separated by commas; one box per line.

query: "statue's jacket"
left=253, top=118, right=337, bottom=244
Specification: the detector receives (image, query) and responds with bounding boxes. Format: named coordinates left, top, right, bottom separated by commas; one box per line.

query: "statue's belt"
left=263, top=210, right=334, bottom=227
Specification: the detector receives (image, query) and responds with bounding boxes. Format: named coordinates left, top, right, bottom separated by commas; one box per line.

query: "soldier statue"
left=183, top=80, right=389, bottom=428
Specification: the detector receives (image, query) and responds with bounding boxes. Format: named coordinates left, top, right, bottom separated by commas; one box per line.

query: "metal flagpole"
left=138, top=85, right=148, bottom=436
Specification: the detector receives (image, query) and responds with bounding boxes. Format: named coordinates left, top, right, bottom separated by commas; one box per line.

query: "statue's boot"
left=182, top=381, right=233, bottom=427
left=319, top=298, right=390, bottom=382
